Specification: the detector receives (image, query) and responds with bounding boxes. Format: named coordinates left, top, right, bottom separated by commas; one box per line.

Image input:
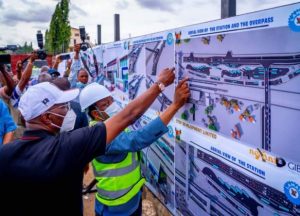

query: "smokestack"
left=97, top=25, right=102, bottom=45
left=221, top=0, right=236, bottom=19
left=114, top=14, right=120, bottom=41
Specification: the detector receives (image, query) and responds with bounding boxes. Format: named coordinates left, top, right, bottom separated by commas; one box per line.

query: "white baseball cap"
left=19, top=82, right=79, bottom=121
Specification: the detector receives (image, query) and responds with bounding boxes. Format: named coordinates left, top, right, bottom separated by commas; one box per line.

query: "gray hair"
left=38, top=72, right=52, bottom=83
left=40, top=66, right=50, bottom=74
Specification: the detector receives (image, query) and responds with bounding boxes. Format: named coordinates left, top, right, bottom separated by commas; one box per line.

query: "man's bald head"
left=40, top=66, right=49, bottom=73
left=38, top=72, right=51, bottom=83
left=51, top=77, right=71, bottom=91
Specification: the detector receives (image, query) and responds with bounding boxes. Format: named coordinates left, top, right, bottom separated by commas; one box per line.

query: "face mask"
left=48, top=109, right=77, bottom=132
left=104, top=101, right=122, bottom=118
left=76, top=82, right=87, bottom=89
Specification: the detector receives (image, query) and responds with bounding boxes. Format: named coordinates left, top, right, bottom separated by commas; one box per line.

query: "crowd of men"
left=0, top=44, right=190, bottom=216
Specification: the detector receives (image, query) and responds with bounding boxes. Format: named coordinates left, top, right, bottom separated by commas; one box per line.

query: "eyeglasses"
left=50, top=103, right=71, bottom=112
left=46, top=103, right=71, bottom=118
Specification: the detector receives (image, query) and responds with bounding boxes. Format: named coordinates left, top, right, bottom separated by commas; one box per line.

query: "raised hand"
left=157, top=67, right=175, bottom=87
left=29, top=51, right=39, bottom=63
left=173, top=77, right=190, bottom=108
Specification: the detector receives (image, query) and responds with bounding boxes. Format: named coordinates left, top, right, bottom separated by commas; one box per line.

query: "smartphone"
left=60, top=54, right=71, bottom=61
left=0, top=54, right=11, bottom=64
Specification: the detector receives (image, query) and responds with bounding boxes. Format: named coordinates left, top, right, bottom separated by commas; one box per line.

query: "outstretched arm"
left=0, top=65, right=15, bottom=96
left=68, top=44, right=81, bottom=87
left=18, top=52, right=38, bottom=92
left=3, top=132, right=14, bottom=145
left=104, top=68, right=175, bottom=144
left=16, top=60, right=22, bottom=81
left=52, top=55, right=61, bottom=70
left=105, top=77, right=190, bottom=152
left=159, top=77, right=190, bottom=125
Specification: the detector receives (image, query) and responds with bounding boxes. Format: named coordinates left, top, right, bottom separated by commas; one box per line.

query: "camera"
left=36, top=30, right=47, bottom=60
left=0, top=54, right=11, bottom=64
left=79, top=26, right=89, bottom=51
left=60, top=54, right=71, bottom=61
left=0, top=45, right=18, bottom=64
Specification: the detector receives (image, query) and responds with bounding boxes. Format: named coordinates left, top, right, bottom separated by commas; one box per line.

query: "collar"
left=21, top=129, right=54, bottom=140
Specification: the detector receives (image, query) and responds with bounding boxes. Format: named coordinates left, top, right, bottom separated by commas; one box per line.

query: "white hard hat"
left=79, top=82, right=111, bottom=111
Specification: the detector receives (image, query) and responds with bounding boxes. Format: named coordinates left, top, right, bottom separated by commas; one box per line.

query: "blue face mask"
left=76, top=82, right=87, bottom=89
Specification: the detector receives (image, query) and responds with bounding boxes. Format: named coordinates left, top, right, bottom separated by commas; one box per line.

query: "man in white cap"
left=0, top=68, right=176, bottom=216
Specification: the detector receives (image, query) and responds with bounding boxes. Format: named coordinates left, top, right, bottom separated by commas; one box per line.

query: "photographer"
left=12, top=60, right=22, bottom=84
left=68, top=44, right=90, bottom=89
left=0, top=64, right=16, bottom=100
left=49, top=54, right=73, bottom=79
left=63, top=59, right=72, bottom=78
left=0, top=51, right=37, bottom=106
left=0, top=52, right=39, bottom=139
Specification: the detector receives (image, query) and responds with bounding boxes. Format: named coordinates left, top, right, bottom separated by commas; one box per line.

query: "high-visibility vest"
left=89, top=120, right=98, bottom=127
left=89, top=119, right=145, bottom=206
left=92, top=152, right=145, bottom=206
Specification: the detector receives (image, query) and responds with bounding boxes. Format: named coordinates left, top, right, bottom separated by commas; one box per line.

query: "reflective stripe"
left=97, top=181, right=133, bottom=199
left=97, top=163, right=141, bottom=191
left=93, top=153, right=133, bottom=170
left=96, top=178, right=146, bottom=206
left=94, top=153, right=139, bottom=177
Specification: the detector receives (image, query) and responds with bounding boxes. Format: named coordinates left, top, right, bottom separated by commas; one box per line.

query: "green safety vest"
left=89, top=119, right=145, bottom=206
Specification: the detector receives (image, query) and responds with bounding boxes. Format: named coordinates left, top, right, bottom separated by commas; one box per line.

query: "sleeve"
left=68, top=59, right=81, bottom=88
left=10, top=85, right=23, bottom=108
left=1, top=101, right=17, bottom=134
left=81, top=112, right=89, bottom=127
left=61, top=123, right=107, bottom=166
left=105, top=117, right=169, bottom=153
left=71, top=102, right=89, bottom=129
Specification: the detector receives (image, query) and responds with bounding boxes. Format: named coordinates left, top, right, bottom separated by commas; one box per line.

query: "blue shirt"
left=0, top=99, right=17, bottom=145
left=94, top=117, right=169, bottom=216
left=69, top=59, right=82, bottom=88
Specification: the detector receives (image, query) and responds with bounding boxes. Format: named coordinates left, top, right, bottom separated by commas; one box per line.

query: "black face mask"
left=95, top=107, right=109, bottom=122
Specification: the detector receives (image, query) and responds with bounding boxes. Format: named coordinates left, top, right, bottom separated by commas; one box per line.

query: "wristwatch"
left=155, top=81, right=165, bottom=92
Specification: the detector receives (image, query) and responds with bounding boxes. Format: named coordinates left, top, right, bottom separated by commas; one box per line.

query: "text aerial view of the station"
left=175, top=139, right=300, bottom=216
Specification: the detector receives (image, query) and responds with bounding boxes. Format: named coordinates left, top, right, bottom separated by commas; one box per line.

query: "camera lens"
left=80, top=43, right=88, bottom=51
left=38, top=50, right=47, bottom=60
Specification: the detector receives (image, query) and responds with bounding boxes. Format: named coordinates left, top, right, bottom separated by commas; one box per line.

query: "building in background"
left=69, top=27, right=93, bottom=51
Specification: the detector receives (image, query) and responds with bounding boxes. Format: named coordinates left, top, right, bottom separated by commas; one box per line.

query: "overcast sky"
left=0, top=0, right=299, bottom=48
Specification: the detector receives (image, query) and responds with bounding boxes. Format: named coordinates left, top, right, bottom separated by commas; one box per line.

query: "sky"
left=0, top=0, right=299, bottom=48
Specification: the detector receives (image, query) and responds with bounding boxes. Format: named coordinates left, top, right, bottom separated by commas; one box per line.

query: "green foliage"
left=45, top=0, right=71, bottom=54
left=15, top=41, right=33, bottom=54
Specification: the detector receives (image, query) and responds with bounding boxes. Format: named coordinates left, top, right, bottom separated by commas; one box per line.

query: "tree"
left=24, top=42, right=28, bottom=51
left=60, top=0, right=71, bottom=53
left=15, top=41, right=33, bottom=54
left=50, top=4, right=63, bottom=54
left=45, top=29, right=51, bottom=52
left=46, top=0, right=71, bottom=54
